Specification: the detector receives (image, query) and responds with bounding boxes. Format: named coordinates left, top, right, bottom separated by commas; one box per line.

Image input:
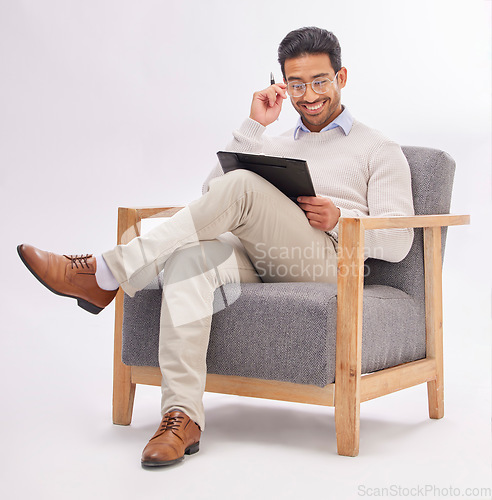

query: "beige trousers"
left=103, top=170, right=338, bottom=429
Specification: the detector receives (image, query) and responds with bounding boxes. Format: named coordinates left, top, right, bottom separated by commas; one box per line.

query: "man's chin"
left=303, top=115, right=324, bottom=125
left=300, top=114, right=329, bottom=130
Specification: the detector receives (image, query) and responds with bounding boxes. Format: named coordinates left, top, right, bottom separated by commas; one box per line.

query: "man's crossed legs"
left=18, top=169, right=338, bottom=467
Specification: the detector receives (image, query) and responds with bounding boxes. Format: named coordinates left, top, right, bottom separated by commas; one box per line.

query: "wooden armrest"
left=116, top=209, right=470, bottom=246
left=340, top=214, right=470, bottom=230
left=117, top=206, right=186, bottom=245
left=122, top=209, right=470, bottom=228
left=118, top=206, right=185, bottom=221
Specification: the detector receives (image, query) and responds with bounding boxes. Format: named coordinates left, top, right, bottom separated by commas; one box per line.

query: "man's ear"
left=337, top=67, right=348, bottom=89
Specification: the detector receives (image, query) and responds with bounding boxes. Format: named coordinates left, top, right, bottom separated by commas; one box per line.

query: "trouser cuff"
left=101, top=248, right=139, bottom=298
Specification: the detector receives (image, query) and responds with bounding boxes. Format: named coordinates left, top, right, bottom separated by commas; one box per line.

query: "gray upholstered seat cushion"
left=122, top=281, right=424, bottom=387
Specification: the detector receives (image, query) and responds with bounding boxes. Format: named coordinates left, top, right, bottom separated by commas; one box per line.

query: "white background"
left=1, top=1, right=490, bottom=499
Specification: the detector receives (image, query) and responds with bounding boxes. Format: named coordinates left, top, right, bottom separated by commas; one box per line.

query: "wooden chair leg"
left=335, top=218, right=364, bottom=456
left=112, top=289, right=136, bottom=425
left=335, top=392, right=361, bottom=457
left=427, top=379, right=443, bottom=419
left=424, top=227, right=444, bottom=419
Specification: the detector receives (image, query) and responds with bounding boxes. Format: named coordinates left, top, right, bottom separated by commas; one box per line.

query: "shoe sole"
left=141, top=442, right=200, bottom=468
left=17, top=245, right=103, bottom=315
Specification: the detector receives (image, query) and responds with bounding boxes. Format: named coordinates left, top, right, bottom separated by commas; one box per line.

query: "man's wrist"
left=328, top=206, right=342, bottom=235
left=238, top=117, right=266, bottom=138
left=329, top=207, right=341, bottom=232
left=249, top=114, right=264, bottom=125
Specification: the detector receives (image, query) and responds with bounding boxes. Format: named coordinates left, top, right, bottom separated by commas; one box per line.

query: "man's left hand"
left=297, top=196, right=340, bottom=232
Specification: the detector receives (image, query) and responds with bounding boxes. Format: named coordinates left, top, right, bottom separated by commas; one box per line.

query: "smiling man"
left=203, top=27, right=414, bottom=249
left=18, top=27, right=414, bottom=468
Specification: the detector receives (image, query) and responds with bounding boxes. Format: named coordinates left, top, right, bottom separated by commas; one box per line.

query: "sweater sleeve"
left=201, top=118, right=266, bottom=194
left=331, top=141, right=414, bottom=262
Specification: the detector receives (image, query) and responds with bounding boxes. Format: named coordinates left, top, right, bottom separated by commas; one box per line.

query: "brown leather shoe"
left=17, top=244, right=118, bottom=315
left=141, top=410, right=201, bottom=467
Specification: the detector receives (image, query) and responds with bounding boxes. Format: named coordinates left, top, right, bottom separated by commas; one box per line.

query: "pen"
left=270, top=72, right=280, bottom=121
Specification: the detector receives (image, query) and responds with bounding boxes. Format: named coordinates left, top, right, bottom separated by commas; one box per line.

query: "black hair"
left=278, top=27, right=342, bottom=79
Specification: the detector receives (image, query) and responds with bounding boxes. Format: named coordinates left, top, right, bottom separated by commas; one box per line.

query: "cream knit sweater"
left=202, top=117, right=414, bottom=263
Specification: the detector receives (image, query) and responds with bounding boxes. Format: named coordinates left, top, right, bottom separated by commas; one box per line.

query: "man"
left=17, top=27, right=414, bottom=467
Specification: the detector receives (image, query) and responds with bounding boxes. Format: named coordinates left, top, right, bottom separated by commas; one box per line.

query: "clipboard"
left=216, top=151, right=316, bottom=203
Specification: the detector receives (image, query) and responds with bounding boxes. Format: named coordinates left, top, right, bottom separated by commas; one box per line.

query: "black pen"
left=270, top=72, right=280, bottom=121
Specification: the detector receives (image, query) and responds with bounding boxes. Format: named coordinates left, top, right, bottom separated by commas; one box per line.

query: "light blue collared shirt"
left=294, top=105, right=353, bottom=139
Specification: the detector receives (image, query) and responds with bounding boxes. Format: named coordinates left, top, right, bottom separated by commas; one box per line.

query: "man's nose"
left=303, top=83, right=319, bottom=102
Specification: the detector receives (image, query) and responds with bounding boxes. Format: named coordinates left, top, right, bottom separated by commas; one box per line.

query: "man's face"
left=284, top=53, right=347, bottom=132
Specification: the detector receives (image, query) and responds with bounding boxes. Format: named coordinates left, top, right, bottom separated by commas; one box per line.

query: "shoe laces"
left=63, top=254, right=93, bottom=269
left=158, top=414, right=184, bottom=433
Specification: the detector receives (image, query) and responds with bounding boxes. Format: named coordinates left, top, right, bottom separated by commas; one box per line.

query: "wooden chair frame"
left=112, top=206, right=469, bottom=456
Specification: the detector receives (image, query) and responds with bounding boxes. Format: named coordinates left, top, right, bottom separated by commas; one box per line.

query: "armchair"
left=112, top=146, right=469, bottom=456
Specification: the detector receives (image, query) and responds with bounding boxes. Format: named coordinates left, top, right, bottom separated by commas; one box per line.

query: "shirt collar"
left=294, top=105, right=353, bottom=140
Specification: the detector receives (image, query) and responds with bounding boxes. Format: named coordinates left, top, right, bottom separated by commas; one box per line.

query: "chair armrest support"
left=112, top=205, right=184, bottom=424
left=334, top=217, right=365, bottom=455
left=333, top=212, right=469, bottom=454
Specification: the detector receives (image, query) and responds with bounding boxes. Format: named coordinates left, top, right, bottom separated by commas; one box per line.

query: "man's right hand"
left=249, top=83, right=288, bottom=127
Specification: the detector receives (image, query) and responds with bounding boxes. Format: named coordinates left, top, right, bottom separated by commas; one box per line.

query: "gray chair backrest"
left=364, top=146, right=456, bottom=303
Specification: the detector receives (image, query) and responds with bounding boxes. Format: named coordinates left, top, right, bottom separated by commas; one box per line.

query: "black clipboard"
left=216, top=151, right=316, bottom=203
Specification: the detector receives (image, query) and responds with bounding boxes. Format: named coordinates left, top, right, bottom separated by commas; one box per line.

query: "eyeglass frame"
left=286, top=71, right=339, bottom=98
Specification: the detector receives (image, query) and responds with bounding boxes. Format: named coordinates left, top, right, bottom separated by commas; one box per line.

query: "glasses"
left=286, top=72, right=339, bottom=98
